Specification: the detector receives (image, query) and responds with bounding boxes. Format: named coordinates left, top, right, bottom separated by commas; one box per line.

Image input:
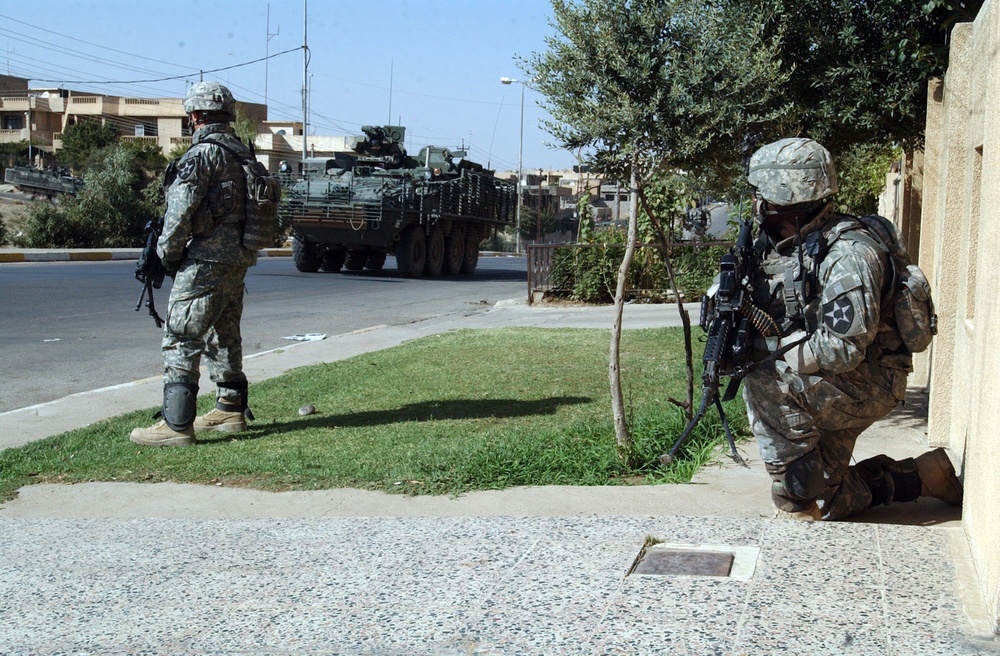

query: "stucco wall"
left=922, top=1, right=1000, bottom=632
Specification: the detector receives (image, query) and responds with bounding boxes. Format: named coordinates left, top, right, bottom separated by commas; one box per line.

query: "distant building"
left=0, top=75, right=353, bottom=172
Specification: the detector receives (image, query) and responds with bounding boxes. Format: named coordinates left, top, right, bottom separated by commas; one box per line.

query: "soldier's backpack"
left=204, top=138, right=282, bottom=251
left=854, top=215, right=938, bottom=353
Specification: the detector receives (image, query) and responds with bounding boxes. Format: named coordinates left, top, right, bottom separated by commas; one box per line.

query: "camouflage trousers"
left=742, top=358, right=907, bottom=520
left=162, top=260, right=249, bottom=404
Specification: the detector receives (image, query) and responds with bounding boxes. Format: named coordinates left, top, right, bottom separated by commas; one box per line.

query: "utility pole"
left=264, top=4, right=279, bottom=111
left=536, top=168, right=543, bottom=242
left=301, top=0, right=309, bottom=166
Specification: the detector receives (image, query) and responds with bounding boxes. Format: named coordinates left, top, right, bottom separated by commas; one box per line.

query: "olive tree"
left=59, top=120, right=121, bottom=173
left=730, top=0, right=982, bottom=157
left=527, top=0, right=791, bottom=462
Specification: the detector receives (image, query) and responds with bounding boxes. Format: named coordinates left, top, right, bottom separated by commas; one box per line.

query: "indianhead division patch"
left=823, top=296, right=855, bottom=334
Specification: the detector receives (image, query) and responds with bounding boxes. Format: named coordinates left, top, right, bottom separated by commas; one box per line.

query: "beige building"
left=897, top=0, right=1000, bottom=635
left=0, top=77, right=334, bottom=172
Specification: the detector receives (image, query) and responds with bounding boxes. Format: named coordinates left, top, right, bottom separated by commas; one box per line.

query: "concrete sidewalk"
left=0, top=301, right=996, bottom=655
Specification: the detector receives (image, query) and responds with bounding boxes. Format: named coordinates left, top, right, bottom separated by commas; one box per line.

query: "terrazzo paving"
left=1, top=514, right=996, bottom=655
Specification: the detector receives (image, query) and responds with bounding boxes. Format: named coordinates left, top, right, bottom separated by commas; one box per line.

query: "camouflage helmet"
left=747, top=138, right=838, bottom=205
left=183, top=81, right=236, bottom=119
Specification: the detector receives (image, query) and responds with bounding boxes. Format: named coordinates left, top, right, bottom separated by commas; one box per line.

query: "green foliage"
left=166, top=142, right=189, bottom=162
left=549, top=235, right=727, bottom=304
left=13, top=202, right=86, bottom=248
left=519, top=205, right=575, bottom=241
left=59, top=120, right=121, bottom=173
left=835, top=142, right=903, bottom=216
left=233, top=107, right=258, bottom=146
left=728, top=0, right=982, bottom=155
left=0, top=328, right=747, bottom=500
left=13, top=142, right=166, bottom=248
left=0, top=212, right=8, bottom=246
left=0, top=140, right=29, bottom=167
left=529, top=0, right=792, bottom=183
left=532, top=0, right=979, bottom=209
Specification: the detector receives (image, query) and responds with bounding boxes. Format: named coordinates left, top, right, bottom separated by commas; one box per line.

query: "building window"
left=2, top=115, right=25, bottom=130
left=133, top=123, right=158, bottom=137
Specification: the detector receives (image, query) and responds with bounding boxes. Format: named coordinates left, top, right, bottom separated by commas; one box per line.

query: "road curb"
left=0, top=248, right=294, bottom=262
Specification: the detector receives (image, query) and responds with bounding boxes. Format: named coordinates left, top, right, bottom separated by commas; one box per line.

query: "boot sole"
left=129, top=435, right=195, bottom=447
left=193, top=423, right=246, bottom=434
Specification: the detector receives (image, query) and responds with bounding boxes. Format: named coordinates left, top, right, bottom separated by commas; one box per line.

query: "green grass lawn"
left=0, top=327, right=750, bottom=501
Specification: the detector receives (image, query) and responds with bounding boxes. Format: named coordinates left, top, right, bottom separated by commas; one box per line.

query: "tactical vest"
left=201, top=137, right=281, bottom=251
left=754, top=214, right=936, bottom=355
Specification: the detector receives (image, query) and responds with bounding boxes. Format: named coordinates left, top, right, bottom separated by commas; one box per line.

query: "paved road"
left=0, top=255, right=528, bottom=413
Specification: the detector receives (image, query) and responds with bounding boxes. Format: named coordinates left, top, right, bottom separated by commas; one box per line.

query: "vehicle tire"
left=320, top=249, right=346, bottom=272
left=292, top=234, right=322, bottom=273
left=424, top=227, right=445, bottom=277
left=366, top=252, right=387, bottom=271
left=344, top=250, right=367, bottom=271
left=460, top=234, right=480, bottom=274
left=395, top=226, right=426, bottom=278
left=443, top=231, right=464, bottom=275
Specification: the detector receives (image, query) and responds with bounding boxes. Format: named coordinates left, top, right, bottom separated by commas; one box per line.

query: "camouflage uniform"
left=742, top=207, right=914, bottom=519
left=158, top=122, right=258, bottom=406
left=741, top=138, right=960, bottom=520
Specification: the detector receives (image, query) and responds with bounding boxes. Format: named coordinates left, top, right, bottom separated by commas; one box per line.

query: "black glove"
left=162, top=259, right=180, bottom=277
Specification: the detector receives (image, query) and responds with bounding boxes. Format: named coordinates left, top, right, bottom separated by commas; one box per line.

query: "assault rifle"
left=134, top=215, right=166, bottom=328
left=659, top=207, right=780, bottom=467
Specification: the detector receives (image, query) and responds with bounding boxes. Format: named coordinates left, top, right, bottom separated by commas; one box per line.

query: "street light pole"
left=500, top=76, right=524, bottom=254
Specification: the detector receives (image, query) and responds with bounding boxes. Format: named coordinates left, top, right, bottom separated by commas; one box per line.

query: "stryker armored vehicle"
left=4, top=166, right=85, bottom=198
left=278, top=125, right=516, bottom=277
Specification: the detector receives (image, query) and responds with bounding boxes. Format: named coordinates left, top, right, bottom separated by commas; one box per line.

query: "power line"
left=29, top=47, right=303, bottom=85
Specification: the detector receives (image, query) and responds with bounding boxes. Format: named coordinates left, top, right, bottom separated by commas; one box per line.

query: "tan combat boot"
left=129, top=420, right=195, bottom=447
left=915, top=448, right=963, bottom=505
left=774, top=501, right=822, bottom=521
left=193, top=406, right=247, bottom=433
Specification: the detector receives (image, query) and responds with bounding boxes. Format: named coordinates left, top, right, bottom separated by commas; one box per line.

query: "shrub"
left=548, top=240, right=727, bottom=304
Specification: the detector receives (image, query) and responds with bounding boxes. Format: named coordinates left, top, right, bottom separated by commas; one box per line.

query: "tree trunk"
left=610, top=155, right=640, bottom=463
left=638, top=189, right=695, bottom=421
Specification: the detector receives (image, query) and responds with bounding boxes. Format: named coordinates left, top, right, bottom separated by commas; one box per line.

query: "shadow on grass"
left=198, top=396, right=593, bottom=445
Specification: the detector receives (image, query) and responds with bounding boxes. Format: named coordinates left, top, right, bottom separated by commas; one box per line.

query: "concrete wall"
left=921, top=0, right=1000, bottom=632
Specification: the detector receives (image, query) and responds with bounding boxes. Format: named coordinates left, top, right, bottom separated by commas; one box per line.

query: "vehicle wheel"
left=292, top=234, right=322, bottom=273
left=395, top=226, right=426, bottom=278
left=344, top=250, right=367, bottom=271
left=443, top=231, right=464, bottom=275
left=320, top=249, right=346, bottom=272
left=366, top=252, right=387, bottom=270
left=424, top=227, right=445, bottom=276
left=460, top=234, right=480, bottom=274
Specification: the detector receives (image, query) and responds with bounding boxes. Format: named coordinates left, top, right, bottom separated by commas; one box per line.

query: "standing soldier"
left=130, top=81, right=258, bottom=446
left=742, top=137, right=962, bottom=520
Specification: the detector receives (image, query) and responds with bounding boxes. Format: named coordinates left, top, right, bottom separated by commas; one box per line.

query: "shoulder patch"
left=823, top=296, right=856, bottom=334
left=176, top=156, right=199, bottom=182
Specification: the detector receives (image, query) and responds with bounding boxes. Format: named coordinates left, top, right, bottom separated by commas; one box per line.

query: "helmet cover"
left=747, top=138, right=838, bottom=205
left=183, top=81, right=236, bottom=119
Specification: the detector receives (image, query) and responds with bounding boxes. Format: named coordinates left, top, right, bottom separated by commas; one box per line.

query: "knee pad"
left=162, top=382, right=198, bottom=431
left=769, top=450, right=825, bottom=507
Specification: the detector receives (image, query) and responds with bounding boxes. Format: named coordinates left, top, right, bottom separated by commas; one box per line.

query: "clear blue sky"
left=2, top=0, right=577, bottom=172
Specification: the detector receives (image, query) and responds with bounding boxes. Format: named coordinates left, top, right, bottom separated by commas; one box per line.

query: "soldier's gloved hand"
left=778, top=329, right=819, bottom=374
left=162, top=259, right=180, bottom=277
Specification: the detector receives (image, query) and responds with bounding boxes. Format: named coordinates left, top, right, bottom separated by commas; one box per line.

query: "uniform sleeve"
left=156, top=145, right=220, bottom=262
left=795, top=237, right=886, bottom=375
